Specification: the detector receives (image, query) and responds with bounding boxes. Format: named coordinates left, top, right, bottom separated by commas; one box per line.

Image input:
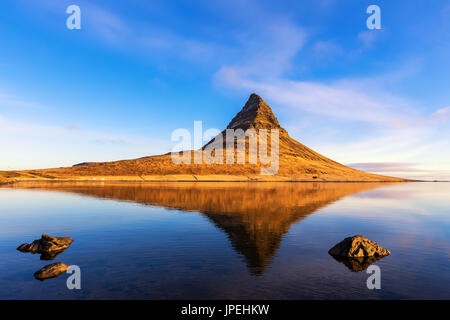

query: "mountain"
left=0, top=94, right=406, bottom=183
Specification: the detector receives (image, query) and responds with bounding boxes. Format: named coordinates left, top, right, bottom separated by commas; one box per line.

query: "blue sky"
left=0, top=0, right=449, bottom=180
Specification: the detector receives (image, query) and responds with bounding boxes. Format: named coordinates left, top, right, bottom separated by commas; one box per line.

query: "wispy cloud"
left=357, top=30, right=379, bottom=51
left=431, top=106, right=450, bottom=122
left=82, top=4, right=225, bottom=64
left=24, top=0, right=224, bottom=64
left=0, top=114, right=174, bottom=170
left=347, top=162, right=450, bottom=181
left=231, top=22, right=307, bottom=78
left=312, top=40, right=344, bottom=59
left=0, top=91, right=47, bottom=110
left=348, top=162, right=424, bottom=173
left=93, top=138, right=128, bottom=145
left=65, top=124, right=79, bottom=131
left=86, top=5, right=129, bottom=44
left=216, top=75, right=417, bottom=124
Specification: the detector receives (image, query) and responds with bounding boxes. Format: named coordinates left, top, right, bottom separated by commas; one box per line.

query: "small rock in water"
left=328, top=235, right=390, bottom=258
left=17, top=233, right=74, bottom=258
left=34, top=262, right=69, bottom=281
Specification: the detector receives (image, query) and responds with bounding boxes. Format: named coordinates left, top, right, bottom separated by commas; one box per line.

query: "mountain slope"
left=1, top=94, right=407, bottom=183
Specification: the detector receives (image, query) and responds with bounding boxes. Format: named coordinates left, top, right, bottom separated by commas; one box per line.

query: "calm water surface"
left=0, top=182, right=448, bottom=299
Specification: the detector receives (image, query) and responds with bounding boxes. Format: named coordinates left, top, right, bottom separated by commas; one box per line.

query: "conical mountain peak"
left=227, top=93, right=282, bottom=131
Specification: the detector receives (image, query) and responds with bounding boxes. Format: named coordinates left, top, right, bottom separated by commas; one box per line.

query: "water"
left=0, top=182, right=448, bottom=299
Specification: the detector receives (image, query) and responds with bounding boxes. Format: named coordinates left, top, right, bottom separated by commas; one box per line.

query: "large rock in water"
left=17, top=234, right=74, bottom=258
left=328, top=235, right=390, bottom=258
left=34, top=262, right=69, bottom=281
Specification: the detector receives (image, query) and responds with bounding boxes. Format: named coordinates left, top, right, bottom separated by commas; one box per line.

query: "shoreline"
left=0, top=176, right=422, bottom=187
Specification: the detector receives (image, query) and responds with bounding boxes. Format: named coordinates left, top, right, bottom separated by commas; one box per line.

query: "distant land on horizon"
left=0, top=94, right=409, bottom=184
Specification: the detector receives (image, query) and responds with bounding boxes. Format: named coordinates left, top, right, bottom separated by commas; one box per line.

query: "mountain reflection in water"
left=11, top=182, right=388, bottom=275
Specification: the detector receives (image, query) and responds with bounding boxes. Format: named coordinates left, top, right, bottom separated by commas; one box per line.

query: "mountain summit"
left=227, top=93, right=282, bottom=131
left=0, top=94, right=406, bottom=183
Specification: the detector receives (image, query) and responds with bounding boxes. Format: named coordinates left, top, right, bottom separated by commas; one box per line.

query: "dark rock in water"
left=330, top=255, right=386, bottom=272
left=328, top=235, right=390, bottom=258
left=17, top=234, right=74, bottom=259
left=34, top=262, right=69, bottom=281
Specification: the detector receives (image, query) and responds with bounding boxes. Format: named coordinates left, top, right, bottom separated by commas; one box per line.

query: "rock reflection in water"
left=329, top=255, right=387, bottom=272
left=34, top=262, right=69, bottom=281
left=12, top=182, right=388, bottom=275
